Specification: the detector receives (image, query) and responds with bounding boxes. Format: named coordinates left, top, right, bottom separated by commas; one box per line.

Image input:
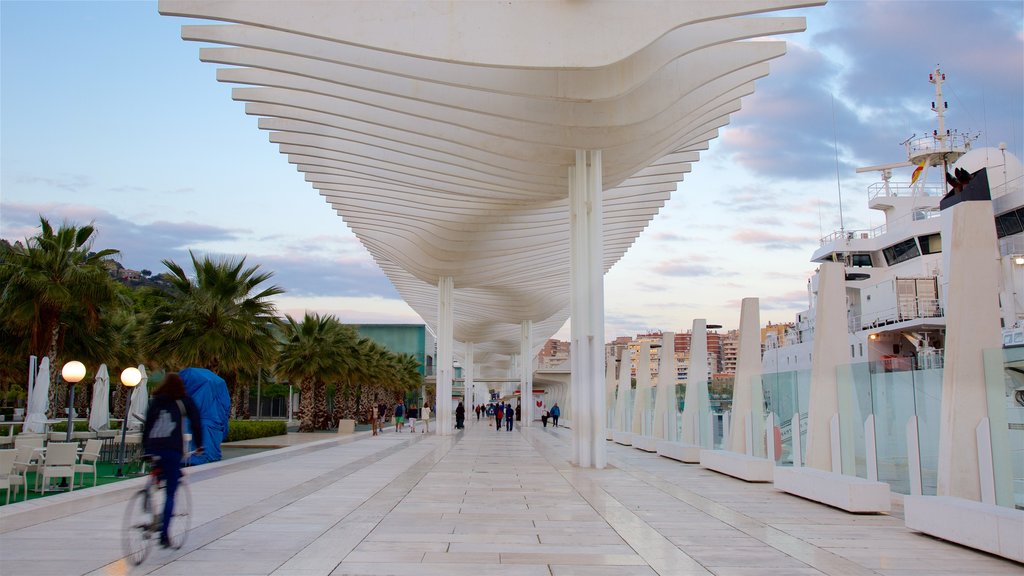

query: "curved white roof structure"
left=160, top=0, right=823, bottom=382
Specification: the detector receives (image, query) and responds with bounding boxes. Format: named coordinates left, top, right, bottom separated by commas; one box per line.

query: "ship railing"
left=868, top=181, right=945, bottom=200
left=849, top=298, right=944, bottom=332
left=819, top=208, right=941, bottom=246
left=905, top=132, right=973, bottom=156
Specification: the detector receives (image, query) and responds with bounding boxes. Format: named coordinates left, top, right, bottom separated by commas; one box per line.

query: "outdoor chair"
left=0, top=425, right=14, bottom=447
left=14, top=434, right=44, bottom=450
left=74, top=439, right=102, bottom=488
left=39, top=442, right=77, bottom=494
left=12, top=444, right=42, bottom=493
left=0, top=449, right=18, bottom=504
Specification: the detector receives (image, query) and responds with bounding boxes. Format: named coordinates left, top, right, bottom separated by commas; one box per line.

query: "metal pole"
left=256, top=370, right=262, bottom=420
left=65, top=379, right=74, bottom=443
left=116, top=387, right=133, bottom=477
left=287, top=384, right=293, bottom=425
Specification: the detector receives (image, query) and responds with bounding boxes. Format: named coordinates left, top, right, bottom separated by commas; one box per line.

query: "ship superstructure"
left=764, top=67, right=1024, bottom=374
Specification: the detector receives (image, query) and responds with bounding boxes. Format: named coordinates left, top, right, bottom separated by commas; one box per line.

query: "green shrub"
left=226, top=420, right=287, bottom=442
left=49, top=420, right=91, bottom=432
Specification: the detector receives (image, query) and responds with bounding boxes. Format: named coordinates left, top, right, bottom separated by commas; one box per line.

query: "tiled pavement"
left=1, top=418, right=1020, bottom=576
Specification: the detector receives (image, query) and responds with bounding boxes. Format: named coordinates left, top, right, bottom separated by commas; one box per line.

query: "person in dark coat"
left=455, top=402, right=465, bottom=429
left=550, top=403, right=560, bottom=427
left=495, top=403, right=504, bottom=431
left=143, top=372, right=204, bottom=548
left=505, top=402, right=514, bottom=431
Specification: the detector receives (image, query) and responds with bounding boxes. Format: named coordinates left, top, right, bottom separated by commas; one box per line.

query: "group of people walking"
left=367, top=400, right=431, bottom=436
left=365, top=400, right=561, bottom=435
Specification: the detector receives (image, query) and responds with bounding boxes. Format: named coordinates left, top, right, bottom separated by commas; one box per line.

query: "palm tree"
left=146, top=251, right=283, bottom=418
left=276, top=313, right=355, bottom=431
left=0, top=218, right=122, bottom=415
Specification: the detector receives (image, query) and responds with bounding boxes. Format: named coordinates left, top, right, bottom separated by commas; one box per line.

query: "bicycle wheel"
left=162, top=478, right=192, bottom=549
left=122, top=488, right=156, bottom=565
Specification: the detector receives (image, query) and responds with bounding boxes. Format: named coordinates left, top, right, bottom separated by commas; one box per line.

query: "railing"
left=820, top=208, right=941, bottom=246
left=868, top=182, right=945, bottom=200
left=850, top=297, right=944, bottom=332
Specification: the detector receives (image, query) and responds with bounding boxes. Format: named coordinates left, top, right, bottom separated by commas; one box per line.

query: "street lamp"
left=61, top=361, right=87, bottom=442
left=116, top=367, right=142, bottom=477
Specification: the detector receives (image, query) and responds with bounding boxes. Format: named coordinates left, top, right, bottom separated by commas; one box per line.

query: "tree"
left=276, top=313, right=356, bottom=431
left=0, top=217, right=122, bottom=415
left=145, top=252, right=283, bottom=418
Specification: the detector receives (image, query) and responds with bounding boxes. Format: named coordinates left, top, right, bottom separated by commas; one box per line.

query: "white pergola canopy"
left=160, top=0, right=821, bottom=373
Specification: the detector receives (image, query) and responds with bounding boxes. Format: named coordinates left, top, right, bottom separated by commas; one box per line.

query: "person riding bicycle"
left=142, top=372, right=204, bottom=548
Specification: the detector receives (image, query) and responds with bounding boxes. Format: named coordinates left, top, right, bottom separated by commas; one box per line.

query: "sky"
left=2, top=1, right=1023, bottom=344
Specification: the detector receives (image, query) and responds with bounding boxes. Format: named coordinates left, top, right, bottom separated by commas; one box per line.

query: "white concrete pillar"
left=605, top=350, right=617, bottom=430
left=520, top=320, right=534, bottom=427
left=938, top=176, right=1006, bottom=501
left=632, top=341, right=652, bottom=435
left=804, top=262, right=846, bottom=470
left=653, top=332, right=677, bottom=440
left=569, top=149, right=606, bottom=468
left=729, top=298, right=763, bottom=454
left=616, top=348, right=631, bottom=431
left=437, top=275, right=454, bottom=436
left=681, top=319, right=710, bottom=446
left=464, top=341, right=476, bottom=412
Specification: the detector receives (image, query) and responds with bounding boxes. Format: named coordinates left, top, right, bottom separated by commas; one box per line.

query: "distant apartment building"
left=761, top=321, right=792, bottom=350
left=537, top=338, right=570, bottom=368
left=720, top=329, right=739, bottom=374
left=675, top=329, right=724, bottom=373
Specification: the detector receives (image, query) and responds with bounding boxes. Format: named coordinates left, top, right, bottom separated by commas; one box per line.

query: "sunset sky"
left=3, top=1, right=1022, bottom=342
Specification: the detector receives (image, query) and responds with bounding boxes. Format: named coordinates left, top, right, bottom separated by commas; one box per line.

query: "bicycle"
left=121, top=453, right=193, bottom=565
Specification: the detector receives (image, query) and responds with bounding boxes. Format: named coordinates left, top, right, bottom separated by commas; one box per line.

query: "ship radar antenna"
left=831, top=93, right=845, bottom=235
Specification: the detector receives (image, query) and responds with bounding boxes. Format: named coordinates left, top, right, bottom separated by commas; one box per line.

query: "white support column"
left=729, top=298, right=763, bottom=454
left=632, top=341, right=652, bottom=435
left=437, top=275, right=454, bottom=436
left=605, top=350, right=617, bottom=430
left=465, top=341, right=476, bottom=412
left=653, top=332, right=675, bottom=439
left=804, top=262, right=846, bottom=470
left=937, top=185, right=1005, bottom=502
left=569, top=149, right=606, bottom=469
left=520, top=320, right=533, bottom=427
left=616, top=347, right=631, bottom=431
left=681, top=319, right=710, bottom=447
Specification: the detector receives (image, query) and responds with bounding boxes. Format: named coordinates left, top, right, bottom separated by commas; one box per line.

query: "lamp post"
left=61, top=361, right=87, bottom=442
left=116, top=367, right=142, bottom=477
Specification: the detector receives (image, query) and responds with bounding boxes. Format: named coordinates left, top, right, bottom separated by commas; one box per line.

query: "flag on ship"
left=910, top=160, right=926, bottom=185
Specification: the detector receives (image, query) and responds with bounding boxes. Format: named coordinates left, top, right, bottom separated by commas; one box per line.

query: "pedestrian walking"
left=495, top=403, right=504, bottom=431
left=394, top=400, right=406, bottom=433
left=550, top=403, right=560, bottom=427
left=368, top=404, right=379, bottom=436
left=505, top=402, right=514, bottom=431
left=421, top=402, right=430, bottom=433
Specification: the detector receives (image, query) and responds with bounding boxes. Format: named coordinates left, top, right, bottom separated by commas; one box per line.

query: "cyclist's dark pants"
left=152, top=449, right=182, bottom=539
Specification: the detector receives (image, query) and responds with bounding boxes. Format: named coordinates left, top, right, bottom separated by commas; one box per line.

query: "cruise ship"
left=763, top=67, right=1024, bottom=375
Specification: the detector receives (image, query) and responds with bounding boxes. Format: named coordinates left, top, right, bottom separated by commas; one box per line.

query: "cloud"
left=760, top=290, right=810, bottom=311
left=651, top=260, right=737, bottom=278
left=721, top=2, right=1023, bottom=182
left=730, top=229, right=815, bottom=250
left=0, top=201, right=399, bottom=300
left=16, top=174, right=93, bottom=192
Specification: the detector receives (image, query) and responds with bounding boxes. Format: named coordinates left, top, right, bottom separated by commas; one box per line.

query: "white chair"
left=74, top=439, right=102, bottom=488
left=40, top=443, right=78, bottom=494
left=14, top=434, right=44, bottom=450
left=12, top=444, right=41, bottom=494
left=0, top=449, right=17, bottom=504
left=0, top=425, right=14, bottom=447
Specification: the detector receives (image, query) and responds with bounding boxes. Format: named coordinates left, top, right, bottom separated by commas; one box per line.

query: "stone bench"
left=611, top=430, right=634, bottom=446
left=631, top=435, right=658, bottom=452
left=700, top=449, right=773, bottom=482
left=904, top=495, right=1024, bottom=563
left=655, top=440, right=701, bottom=463
left=773, top=466, right=890, bottom=513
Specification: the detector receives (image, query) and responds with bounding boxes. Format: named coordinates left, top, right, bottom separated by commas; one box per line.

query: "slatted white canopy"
left=160, top=1, right=823, bottom=448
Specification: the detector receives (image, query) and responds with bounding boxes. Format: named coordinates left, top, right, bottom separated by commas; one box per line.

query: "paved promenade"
left=1, top=418, right=1020, bottom=576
